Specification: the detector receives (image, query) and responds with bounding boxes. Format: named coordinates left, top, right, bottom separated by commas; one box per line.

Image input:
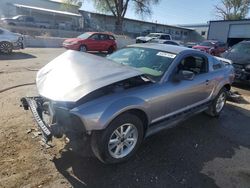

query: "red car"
left=63, top=32, right=117, bottom=54
left=192, top=40, right=227, bottom=56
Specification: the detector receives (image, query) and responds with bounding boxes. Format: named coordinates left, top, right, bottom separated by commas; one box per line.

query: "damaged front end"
left=21, top=97, right=85, bottom=143
left=20, top=50, right=148, bottom=142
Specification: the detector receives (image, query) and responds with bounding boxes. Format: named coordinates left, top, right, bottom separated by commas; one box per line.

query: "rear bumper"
left=21, top=97, right=52, bottom=142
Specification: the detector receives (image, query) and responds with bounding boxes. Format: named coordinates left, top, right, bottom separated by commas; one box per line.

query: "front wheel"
left=0, top=42, right=13, bottom=54
left=206, top=88, right=227, bottom=117
left=91, top=113, right=144, bottom=164
left=79, top=45, right=87, bottom=52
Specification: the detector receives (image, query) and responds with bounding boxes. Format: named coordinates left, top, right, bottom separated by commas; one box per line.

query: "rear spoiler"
left=215, top=57, right=232, bottom=65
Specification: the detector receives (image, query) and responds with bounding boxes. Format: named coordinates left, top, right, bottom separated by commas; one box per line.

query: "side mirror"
left=174, top=70, right=195, bottom=81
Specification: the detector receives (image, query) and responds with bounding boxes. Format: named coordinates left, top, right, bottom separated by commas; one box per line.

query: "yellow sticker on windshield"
left=156, top=52, right=176, bottom=58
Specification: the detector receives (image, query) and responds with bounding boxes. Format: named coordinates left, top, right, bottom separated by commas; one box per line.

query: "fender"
left=71, top=96, right=150, bottom=131
left=100, top=96, right=150, bottom=129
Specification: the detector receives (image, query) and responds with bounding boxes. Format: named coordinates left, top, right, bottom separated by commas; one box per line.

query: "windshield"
left=77, top=32, right=91, bottom=39
left=146, top=34, right=161, bottom=38
left=200, top=41, right=214, bottom=47
left=231, top=42, right=250, bottom=54
left=107, top=47, right=176, bottom=81
left=12, top=15, right=22, bottom=19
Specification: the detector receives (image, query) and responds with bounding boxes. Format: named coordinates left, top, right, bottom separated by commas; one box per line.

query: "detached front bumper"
left=21, top=97, right=86, bottom=143
left=21, top=97, right=52, bottom=142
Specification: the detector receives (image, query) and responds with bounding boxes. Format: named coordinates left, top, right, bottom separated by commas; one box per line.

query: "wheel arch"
left=99, top=97, right=150, bottom=134
left=115, top=108, right=149, bottom=135
left=223, top=83, right=231, bottom=91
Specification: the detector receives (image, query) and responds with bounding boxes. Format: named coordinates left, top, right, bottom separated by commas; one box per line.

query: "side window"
left=0, top=29, right=3, bottom=34
left=90, top=34, right=99, bottom=40
left=160, top=35, right=170, bottom=40
left=178, top=55, right=208, bottom=74
left=25, top=17, right=34, bottom=22
left=99, top=34, right=108, bottom=40
left=109, top=35, right=115, bottom=40
left=212, top=58, right=224, bottom=70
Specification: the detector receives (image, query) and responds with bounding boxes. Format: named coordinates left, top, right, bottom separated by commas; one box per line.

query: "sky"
left=81, top=0, right=226, bottom=25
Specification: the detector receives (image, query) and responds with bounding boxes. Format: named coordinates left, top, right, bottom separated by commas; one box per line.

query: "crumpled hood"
left=36, top=50, right=143, bottom=102
left=136, top=36, right=154, bottom=42
left=222, top=51, right=250, bottom=65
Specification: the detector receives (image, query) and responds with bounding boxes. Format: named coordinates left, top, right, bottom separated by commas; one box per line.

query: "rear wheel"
left=91, top=113, right=144, bottom=164
left=206, top=88, right=227, bottom=117
left=0, top=42, right=13, bottom=54
left=107, top=46, right=114, bottom=54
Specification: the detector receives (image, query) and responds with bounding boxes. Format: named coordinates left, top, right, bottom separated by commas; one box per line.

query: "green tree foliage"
left=93, top=0, right=160, bottom=33
left=61, top=0, right=82, bottom=12
left=215, top=0, right=250, bottom=20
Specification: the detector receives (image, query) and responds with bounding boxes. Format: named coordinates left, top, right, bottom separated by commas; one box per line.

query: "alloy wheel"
left=108, top=123, right=138, bottom=159
left=215, top=92, right=226, bottom=113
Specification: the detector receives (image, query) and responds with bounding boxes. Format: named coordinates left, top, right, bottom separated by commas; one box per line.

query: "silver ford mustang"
left=21, top=43, right=235, bottom=164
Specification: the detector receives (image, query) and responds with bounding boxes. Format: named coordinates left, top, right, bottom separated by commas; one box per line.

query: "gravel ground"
left=0, top=48, right=250, bottom=188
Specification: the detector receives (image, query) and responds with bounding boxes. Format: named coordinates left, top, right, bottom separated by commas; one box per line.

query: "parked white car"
left=0, top=27, right=25, bottom=54
left=136, top=33, right=172, bottom=43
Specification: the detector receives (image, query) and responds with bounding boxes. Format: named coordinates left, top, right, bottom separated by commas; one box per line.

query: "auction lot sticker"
left=157, top=52, right=176, bottom=58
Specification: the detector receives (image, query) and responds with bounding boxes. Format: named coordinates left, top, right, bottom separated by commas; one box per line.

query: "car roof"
left=86, top=32, right=114, bottom=36
left=149, top=33, right=169, bottom=35
left=128, top=43, right=194, bottom=54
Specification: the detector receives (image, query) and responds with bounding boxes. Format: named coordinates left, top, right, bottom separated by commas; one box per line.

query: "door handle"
left=205, top=80, right=209, bottom=85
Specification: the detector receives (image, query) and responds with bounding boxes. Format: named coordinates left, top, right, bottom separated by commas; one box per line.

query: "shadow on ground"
left=233, top=82, right=250, bottom=91
left=53, top=103, right=250, bottom=188
left=0, top=52, right=36, bottom=60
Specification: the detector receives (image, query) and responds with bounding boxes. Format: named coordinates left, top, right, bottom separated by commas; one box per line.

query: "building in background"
left=0, top=0, right=82, bottom=30
left=80, top=10, right=198, bottom=41
left=208, top=19, right=250, bottom=46
left=178, top=23, right=209, bottom=40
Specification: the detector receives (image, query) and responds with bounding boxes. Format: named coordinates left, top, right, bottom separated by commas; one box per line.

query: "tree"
left=215, top=0, right=250, bottom=20
left=93, top=0, right=160, bottom=33
left=61, top=0, right=82, bottom=12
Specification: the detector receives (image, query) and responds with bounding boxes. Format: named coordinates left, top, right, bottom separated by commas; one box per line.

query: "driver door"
left=151, top=54, right=214, bottom=122
left=165, top=54, right=213, bottom=114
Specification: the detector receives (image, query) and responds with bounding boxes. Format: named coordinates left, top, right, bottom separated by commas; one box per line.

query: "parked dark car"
left=21, top=43, right=234, bottom=164
left=222, top=40, right=250, bottom=84
left=63, top=32, right=117, bottom=53
left=193, top=40, right=227, bottom=56
left=1, top=15, right=50, bottom=28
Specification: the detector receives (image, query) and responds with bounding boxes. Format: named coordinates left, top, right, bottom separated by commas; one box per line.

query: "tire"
left=0, top=42, right=13, bottom=54
left=91, top=113, right=144, bottom=164
left=205, top=87, right=227, bottom=117
left=79, top=45, right=87, bottom=52
left=107, top=46, right=114, bottom=54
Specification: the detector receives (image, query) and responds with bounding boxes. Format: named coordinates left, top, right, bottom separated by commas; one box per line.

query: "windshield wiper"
left=140, top=75, right=155, bottom=83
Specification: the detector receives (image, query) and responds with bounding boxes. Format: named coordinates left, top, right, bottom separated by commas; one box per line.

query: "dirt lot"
left=0, top=48, right=250, bottom=188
